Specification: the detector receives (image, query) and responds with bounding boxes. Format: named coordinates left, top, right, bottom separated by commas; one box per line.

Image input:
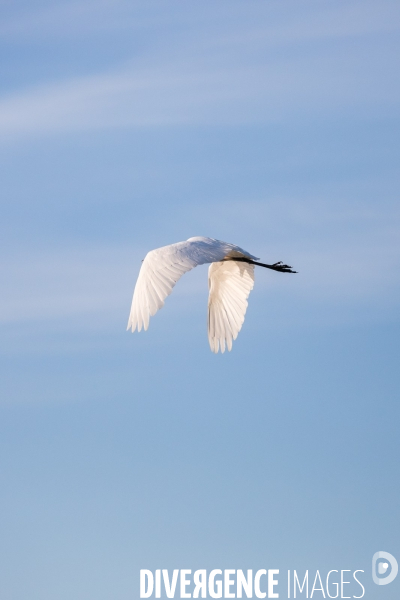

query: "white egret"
left=127, top=237, right=296, bottom=353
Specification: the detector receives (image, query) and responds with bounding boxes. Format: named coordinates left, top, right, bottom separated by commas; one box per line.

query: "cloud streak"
left=1, top=0, right=399, bottom=140
left=0, top=57, right=397, bottom=140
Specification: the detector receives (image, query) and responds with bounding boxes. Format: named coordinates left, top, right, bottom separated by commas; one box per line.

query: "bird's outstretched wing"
left=127, top=237, right=257, bottom=333
left=208, top=260, right=255, bottom=353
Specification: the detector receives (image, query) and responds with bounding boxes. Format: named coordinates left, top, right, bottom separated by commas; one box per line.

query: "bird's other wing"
left=208, top=260, right=255, bottom=354
left=127, top=237, right=255, bottom=333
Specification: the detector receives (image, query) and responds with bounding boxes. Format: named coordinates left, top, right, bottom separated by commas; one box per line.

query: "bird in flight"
left=127, top=237, right=296, bottom=353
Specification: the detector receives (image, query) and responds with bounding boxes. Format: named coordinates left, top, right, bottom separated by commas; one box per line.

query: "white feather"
left=208, top=260, right=255, bottom=353
left=127, top=236, right=259, bottom=352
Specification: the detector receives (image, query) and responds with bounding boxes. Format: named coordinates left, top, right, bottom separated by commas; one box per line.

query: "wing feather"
left=127, top=237, right=258, bottom=333
left=208, top=260, right=255, bottom=353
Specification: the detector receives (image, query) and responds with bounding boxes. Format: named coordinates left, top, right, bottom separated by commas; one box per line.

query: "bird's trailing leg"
left=258, top=260, right=298, bottom=273
left=228, top=257, right=297, bottom=273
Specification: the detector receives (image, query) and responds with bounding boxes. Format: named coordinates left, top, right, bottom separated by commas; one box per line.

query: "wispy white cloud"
left=1, top=0, right=398, bottom=43
left=1, top=0, right=399, bottom=140
left=0, top=54, right=397, bottom=140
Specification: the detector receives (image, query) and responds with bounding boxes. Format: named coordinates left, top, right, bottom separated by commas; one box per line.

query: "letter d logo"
left=372, top=551, right=398, bottom=585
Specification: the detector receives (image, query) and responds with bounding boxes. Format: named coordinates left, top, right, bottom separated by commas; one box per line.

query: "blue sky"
left=1, top=1, right=400, bottom=599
